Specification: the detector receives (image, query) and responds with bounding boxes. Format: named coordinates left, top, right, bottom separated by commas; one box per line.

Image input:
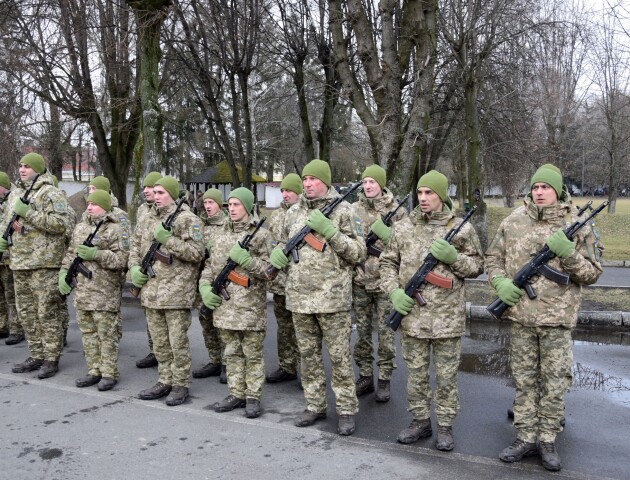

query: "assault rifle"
left=130, top=195, right=187, bottom=298
left=385, top=205, right=478, bottom=331
left=487, top=200, right=608, bottom=320
left=264, top=182, right=362, bottom=280
left=365, top=193, right=410, bottom=257
left=62, top=220, right=104, bottom=295
left=1, top=173, right=41, bottom=257
left=209, top=216, right=267, bottom=303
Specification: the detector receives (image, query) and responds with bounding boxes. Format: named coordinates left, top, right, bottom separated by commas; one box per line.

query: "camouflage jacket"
left=137, top=202, right=155, bottom=225
left=380, top=206, right=484, bottom=339
left=0, top=186, right=13, bottom=265
left=267, top=201, right=295, bottom=295
left=128, top=202, right=205, bottom=309
left=351, top=188, right=407, bottom=292
left=281, top=188, right=366, bottom=314
left=62, top=211, right=129, bottom=312
left=485, top=194, right=603, bottom=328
left=194, top=209, right=227, bottom=308
left=3, top=173, right=68, bottom=270
left=200, top=217, right=271, bottom=331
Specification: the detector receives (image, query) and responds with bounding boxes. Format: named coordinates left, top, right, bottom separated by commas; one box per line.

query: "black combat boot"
left=37, top=360, right=59, bottom=379
left=294, top=410, right=326, bottom=427
left=5, top=333, right=25, bottom=345
left=337, top=415, right=356, bottom=436
left=499, top=438, right=538, bottom=463
left=192, top=362, right=221, bottom=378
left=136, top=352, right=158, bottom=368
left=165, top=386, right=189, bottom=406
left=97, top=377, right=117, bottom=391
left=0, top=327, right=8, bottom=338
left=397, top=418, right=432, bottom=444
left=355, top=375, right=374, bottom=397
left=75, top=374, right=102, bottom=388
left=219, top=365, right=227, bottom=384
left=539, top=442, right=562, bottom=471
left=435, top=425, right=454, bottom=451
left=12, top=357, right=44, bottom=373
left=374, top=379, right=391, bottom=403
left=138, top=382, right=172, bottom=400
left=245, top=398, right=262, bottom=418
left=213, top=394, right=246, bottom=412
left=265, top=368, right=298, bottom=383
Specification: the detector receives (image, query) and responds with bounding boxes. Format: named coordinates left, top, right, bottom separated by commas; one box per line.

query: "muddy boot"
left=12, top=357, right=43, bottom=373
left=75, top=374, right=102, bottom=388
left=539, top=442, right=562, bottom=471
left=337, top=414, right=356, bottom=436
left=397, top=418, right=432, bottom=444
left=219, top=365, right=227, bottom=384
left=294, top=410, right=326, bottom=427
left=499, top=438, right=538, bottom=463
left=245, top=398, right=262, bottom=418
left=138, top=382, right=172, bottom=400
left=265, top=368, right=297, bottom=383
left=435, top=425, right=454, bottom=451
left=136, top=352, right=158, bottom=368
left=97, top=377, right=117, bottom=391
left=38, top=360, right=59, bottom=379
left=355, top=375, right=374, bottom=397
left=165, top=386, right=189, bottom=406
left=192, top=362, right=221, bottom=379
left=374, top=379, right=391, bottom=403
left=5, top=333, right=25, bottom=345
left=213, top=394, right=246, bottom=412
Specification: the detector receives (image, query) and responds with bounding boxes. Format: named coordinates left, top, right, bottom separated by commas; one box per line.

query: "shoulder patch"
left=191, top=224, right=202, bottom=241
left=120, top=232, right=130, bottom=250
left=354, top=216, right=363, bottom=237
left=53, top=200, right=67, bottom=213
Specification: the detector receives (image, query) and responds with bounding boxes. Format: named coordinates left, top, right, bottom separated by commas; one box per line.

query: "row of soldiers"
left=0, top=155, right=602, bottom=473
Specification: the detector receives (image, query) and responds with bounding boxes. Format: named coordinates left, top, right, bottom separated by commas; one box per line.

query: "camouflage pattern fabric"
left=198, top=304, right=223, bottom=364
left=352, top=285, right=396, bottom=380
left=58, top=201, right=77, bottom=338
left=14, top=269, right=63, bottom=361
left=135, top=201, right=155, bottom=351
left=76, top=309, right=122, bottom=379
left=510, top=322, right=572, bottom=443
left=145, top=308, right=192, bottom=388
left=0, top=185, right=14, bottom=265
left=293, top=311, right=358, bottom=415
left=0, top=265, right=20, bottom=334
left=273, top=293, right=299, bottom=375
left=401, top=334, right=461, bottom=426
left=267, top=202, right=290, bottom=295
left=220, top=328, right=265, bottom=400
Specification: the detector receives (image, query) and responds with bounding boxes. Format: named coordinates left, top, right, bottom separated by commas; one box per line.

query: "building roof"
left=186, top=160, right=267, bottom=184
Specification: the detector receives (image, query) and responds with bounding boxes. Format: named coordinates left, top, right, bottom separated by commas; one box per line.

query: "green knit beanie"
left=142, top=171, right=162, bottom=188
left=228, top=187, right=254, bottom=214
left=302, top=159, right=331, bottom=187
left=203, top=188, right=224, bottom=206
left=154, top=176, right=180, bottom=201
left=417, top=170, right=449, bottom=202
left=280, top=173, right=303, bottom=195
left=530, top=164, right=562, bottom=198
left=0, top=172, right=10, bottom=189
left=20, top=153, right=46, bottom=174
left=90, top=176, right=110, bottom=192
left=87, top=190, right=112, bottom=212
left=362, top=164, right=386, bottom=190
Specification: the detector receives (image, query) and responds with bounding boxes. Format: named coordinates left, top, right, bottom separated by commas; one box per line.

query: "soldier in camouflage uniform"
left=59, top=190, right=129, bottom=391
left=134, top=171, right=162, bottom=369
left=129, top=176, right=205, bottom=406
left=192, top=188, right=226, bottom=380
left=265, top=174, right=301, bottom=384
left=486, top=164, right=603, bottom=471
left=380, top=170, right=484, bottom=451
left=269, top=160, right=366, bottom=436
left=200, top=187, right=271, bottom=418
left=351, top=165, right=406, bottom=402
left=0, top=172, right=22, bottom=345
left=0, top=153, right=68, bottom=378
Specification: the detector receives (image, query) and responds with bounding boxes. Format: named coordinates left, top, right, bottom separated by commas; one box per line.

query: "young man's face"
left=143, top=185, right=155, bottom=203
left=417, top=187, right=443, bottom=213
left=87, top=185, right=97, bottom=194
left=204, top=198, right=221, bottom=216
left=86, top=201, right=106, bottom=217
left=303, top=176, right=328, bottom=200
left=228, top=198, right=249, bottom=222
left=362, top=177, right=382, bottom=199
left=531, top=182, right=558, bottom=206
left=153, top=186, right=174, bottom=208
left=19, top=164, right=37, bottom=182
left=281, top=189, right=299, bottom=204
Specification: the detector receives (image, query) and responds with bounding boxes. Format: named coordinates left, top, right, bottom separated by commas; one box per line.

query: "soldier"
left=200, top=187, right=271, bottom=418
left=0, top=171, right=23, bottom=345
left=135, top=171, right=162, bottom=369
left=129, top=176, right=205, bottom=406
left=380, top=170, right=484, bottom=451
left=87, top=176, right=130, bottom=236
left=351, top=165, right=406, bottom=402
left=58, top=190, right=129, bottom=390
left=269, top=159, right=365, bottom=436
left=0, top=153, right=68, bottom=378
left=486, top=164, right=603, bottom=471
left=265, top=174, right=302, bottom=384
left=192, top=188, right=226, bottom=382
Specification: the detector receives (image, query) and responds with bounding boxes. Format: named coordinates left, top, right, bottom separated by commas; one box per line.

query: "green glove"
left=430, top=239, right=457, bottom=265
left=130, top=265, right=149, bottom=288
left=58, top=269, right=72, bottom=295
left=545, top=230, right=575, bottom=258
left=154, top=223, right=173, bottom=244
left=491, top=276, right=523, bottom=306
left=269, top=246, right=289, bottom=269
left=206, top=239, right=213, bottom=252
left=305, top=210, right=337, bottom=240
left=199, top=283, right=222, bottom=310
left=370, top=218, right=391, bottom=243
left=13, top=199, right=31, bottom=218
left=389, top=288, right=414, bottom=316
left=0, top=238, right=8, bottom=253
left=229, top=243, right=252, bottom=269
left=77, top=245, right=98, bottom=261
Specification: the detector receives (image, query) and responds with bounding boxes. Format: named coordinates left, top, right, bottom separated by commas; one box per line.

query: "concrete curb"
left=600, top=260, right=630, bottom=267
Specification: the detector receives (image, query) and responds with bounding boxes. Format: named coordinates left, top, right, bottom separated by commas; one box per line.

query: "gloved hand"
left=269, top=246, right=289, bottom=269
left=229, top=243, right=252, bottom=269
left=491, top=276, right=522, bottom=306
left=13, top=199, right=31, bottom=218
left=199, top=283, right=222, bottom=310
left=58, top=269, right=72, bottom=295
left=130, top=265, right=149, bottom=288
left=430, top=239, right=457, bottom=265
left=77, top=245, right=98, bottom=261
left=545, top=230, right=575, bottom=258
left=389, top=288, right=414, bottom=316
left=0, top=237, right=8, bottom=253
left=206, top=239, right=213, bottom=252
left=305, top=210, right=337, bottom=240
left=153, top=223, right=173, bottom=245
left=370, top=218, right=391, bottom=243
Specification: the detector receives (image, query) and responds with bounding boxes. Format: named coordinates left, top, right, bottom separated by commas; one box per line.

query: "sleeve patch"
left=354, top=216, right=363, bottom=237
left=53, top=201, right=67, bottom=213
left=192, top=224, right=202, bottom=241
left=121, top=232, right=130, bottom=250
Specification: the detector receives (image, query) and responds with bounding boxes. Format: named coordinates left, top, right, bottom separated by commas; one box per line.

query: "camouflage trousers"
left=273, top=294, right=298, bottom=375
left=13, top=269, right=63, bottom=361
left=352, top=285, right=396, bottom=380
left=401, top=333, right=461, bottom=426
left=198, top=306, right=223, bottom=364
left=146, top=308, right=192, bottom=388
left=220, top=329, right=265, bottom=400
left=293, top=311, right=358, bottom=415
left=77, top=309, right=122, bottom=379
left=510, top=322, right=572, bottom=443
left=59, top=295, right=70, bottom=341
left=0, top=265, right=20, bottom=334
